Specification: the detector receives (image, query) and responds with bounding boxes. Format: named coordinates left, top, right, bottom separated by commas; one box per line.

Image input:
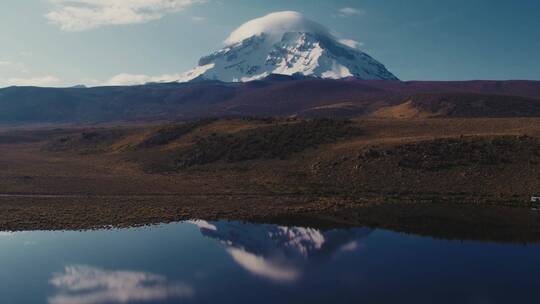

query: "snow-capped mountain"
left=179, top=11, right=398, bottom=82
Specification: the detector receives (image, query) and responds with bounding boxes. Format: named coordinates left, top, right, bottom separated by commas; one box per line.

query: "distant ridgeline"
left=1, top=78, right=540, bottom=124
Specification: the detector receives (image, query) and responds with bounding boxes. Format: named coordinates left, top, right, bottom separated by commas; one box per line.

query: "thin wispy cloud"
left=337, top=7, right=365, bottom=18
left=0, top=75, right=61, bottom=87
left=1, top=58, right=58, bottom=87
left=48, top=265, right=193, bottom=304
left=191, top=16, right=207, bottom=22
left=46, top=0, right=207, bottom=31
left=0, top=60, right=29, bottom=73
left=104, top=63, right=216, bottom=85
left=338, top=38, right=363, bottom=49
left=105, top=73, right=183, bottom=85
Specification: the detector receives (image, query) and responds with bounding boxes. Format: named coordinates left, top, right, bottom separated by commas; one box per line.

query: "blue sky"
left=1, top=0, right=539, bottom=87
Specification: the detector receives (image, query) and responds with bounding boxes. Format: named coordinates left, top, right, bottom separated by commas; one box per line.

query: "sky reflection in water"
left=0, top=220, right=539, bottom=304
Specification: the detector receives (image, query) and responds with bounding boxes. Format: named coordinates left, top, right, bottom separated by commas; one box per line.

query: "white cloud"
left=191, top=16, right=206, bottom=22
left=104, top=63, right=215, bottom=85
left=0, top=60, right=29, bottom=73
left=0, top=76, right=61, bottom=87
left=338, top=38, right=363, bottom=49
left=46, top=0, right=206, bottom=31
left=224, top=11, right=331, bottom=45
left=105, top=73, right=182, bottom=85
left=338, top=7, right=365, bottom=17
left=48, top=265, right=193, bottom=304
left=0, top=59, right=58, bottom=87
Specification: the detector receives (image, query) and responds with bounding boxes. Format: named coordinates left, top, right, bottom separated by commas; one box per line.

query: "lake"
left=1, top=220, right=539, bottom=304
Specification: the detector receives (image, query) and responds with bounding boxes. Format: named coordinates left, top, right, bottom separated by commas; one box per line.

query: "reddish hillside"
left=1, top=78, right=540, bottom=123
left=356, top=80, right=540, bottom=99
left=372, top=93, right=540, bottom=119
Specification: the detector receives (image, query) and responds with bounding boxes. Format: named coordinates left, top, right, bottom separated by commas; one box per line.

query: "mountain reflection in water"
left=188, top=220, right=372, bottom=283
left=1, top=220, right=539, bottom=304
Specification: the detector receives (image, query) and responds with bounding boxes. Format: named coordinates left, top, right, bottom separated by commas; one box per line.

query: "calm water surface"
left=1, top=220, right=539, bottom=304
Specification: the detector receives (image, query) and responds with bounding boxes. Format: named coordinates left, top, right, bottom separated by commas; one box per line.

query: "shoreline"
left=1, top=194, right=540, bottom=244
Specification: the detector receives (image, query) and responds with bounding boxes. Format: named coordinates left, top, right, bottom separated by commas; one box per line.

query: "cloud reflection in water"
left=48, top=265, right=193, bottom=304
left=227, top=247, right=300, bottom=282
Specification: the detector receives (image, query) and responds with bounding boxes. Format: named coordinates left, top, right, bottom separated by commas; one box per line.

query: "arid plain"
left=2, top=117, right=540, bottom=242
